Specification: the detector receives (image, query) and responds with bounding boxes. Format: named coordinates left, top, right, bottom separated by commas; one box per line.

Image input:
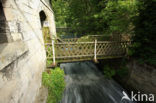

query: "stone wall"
left=126, top=61, right=156, bottom=95
left=98, top=59, right=156, bottom=97
left=0, top=0, right=56, bottom=103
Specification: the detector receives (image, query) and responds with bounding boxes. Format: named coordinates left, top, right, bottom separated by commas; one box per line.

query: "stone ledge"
left=0, top=41, right=28, bottom=71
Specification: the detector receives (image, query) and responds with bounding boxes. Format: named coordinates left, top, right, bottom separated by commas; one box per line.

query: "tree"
left=130, top=0, right=156, bottom=65
left=66, top=0, right=137, bottom=35
left=51, top=0, right=69, bottom=27
left=51, top=0, right=137, bottom=36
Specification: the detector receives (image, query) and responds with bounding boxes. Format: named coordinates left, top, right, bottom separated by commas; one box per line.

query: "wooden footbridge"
left=45, top=36, right=130, bottom=66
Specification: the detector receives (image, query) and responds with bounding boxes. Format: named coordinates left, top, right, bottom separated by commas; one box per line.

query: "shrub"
left=103, top=63, right=129, bottom=79
left=103, top=66, right=116, bottom=79
left=116, top=66, right=129, bottom=78
left=42, top=67, right=65, bottom=103
left=130, top=0, right=156, bottom=65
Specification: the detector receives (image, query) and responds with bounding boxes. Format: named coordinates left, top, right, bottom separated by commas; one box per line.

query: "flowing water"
left=60, top=61, right=133, bottom=103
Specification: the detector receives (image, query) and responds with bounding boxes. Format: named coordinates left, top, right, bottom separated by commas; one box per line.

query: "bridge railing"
left=45, top=40, right=130, bottom=64
left=57, top=35, right=112, bottom=43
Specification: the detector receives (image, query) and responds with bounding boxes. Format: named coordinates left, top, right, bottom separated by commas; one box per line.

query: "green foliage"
left=116, top=66, right=129, bottom=78
left=51, top=0, right=155, bottom=65
left=103, top=65, right=129, bottom=79
left=42, top=68, right=65, bottom=103
left=51, top=0, right=69, bottom=27
left=103, top=66, right=116, bottom=79
left=51, top=0, right=138, bottom=36
left=42, top=27, right=51, bottom=43
left=103, top=59, right=129, bottom=79
left=102, top=0, right=138, bottom=34
left=130, top=0, right=156, bottom=65
left=67, top=0, right=137, bottom=35
left=46, top=59, right=53, bottom=67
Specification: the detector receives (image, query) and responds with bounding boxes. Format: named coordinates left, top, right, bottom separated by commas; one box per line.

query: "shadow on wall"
left=0, top=1, right=8, bottom=44
left=0, top=1, right=11, bottom=55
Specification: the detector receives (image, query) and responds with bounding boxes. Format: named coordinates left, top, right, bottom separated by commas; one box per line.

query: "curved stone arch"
left=39, top=10, right=55, bottom=44
left=39, top=5, right=56, bottom=39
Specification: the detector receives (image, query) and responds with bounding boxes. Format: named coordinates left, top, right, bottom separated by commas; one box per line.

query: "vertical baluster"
left=94, top=39, right=98, bottom=62
left=52, top=39, right=56, bottom=66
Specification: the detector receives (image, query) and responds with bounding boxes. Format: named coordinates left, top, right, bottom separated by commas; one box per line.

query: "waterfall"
left=60, top=61, right=133, bottom=103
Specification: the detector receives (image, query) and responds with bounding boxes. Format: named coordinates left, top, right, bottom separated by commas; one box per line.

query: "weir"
left=60, top=61, right=133, bottom=103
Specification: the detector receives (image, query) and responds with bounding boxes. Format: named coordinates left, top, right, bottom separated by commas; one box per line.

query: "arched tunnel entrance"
left=39, top=10, right=51, bottom=44
left=39, top=11, right=47, bottom=27
left=39, top=10, right=53, bottom=66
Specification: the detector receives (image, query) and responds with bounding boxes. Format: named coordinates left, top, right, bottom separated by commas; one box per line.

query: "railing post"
left=126, top=41, right=131, bottom=56
left=94, top=39, right=98, bottom=62
left=52, top=39, right=56, bottom=66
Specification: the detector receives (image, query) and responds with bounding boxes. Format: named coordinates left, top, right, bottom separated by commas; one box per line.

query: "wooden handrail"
left=45, top=41, right=130, bottom=45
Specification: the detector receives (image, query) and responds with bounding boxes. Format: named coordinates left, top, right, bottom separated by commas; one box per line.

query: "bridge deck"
left=45, top=39, right=130, bottom=66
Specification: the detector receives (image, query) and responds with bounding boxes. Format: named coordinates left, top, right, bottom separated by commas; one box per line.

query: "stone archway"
left=39, top=10, right=51, bottom=43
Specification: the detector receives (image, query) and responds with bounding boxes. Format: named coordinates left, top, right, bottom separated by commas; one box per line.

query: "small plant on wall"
left=42, top=67, right=65, bottom=103
left=42, top=27, right=51, bottom=43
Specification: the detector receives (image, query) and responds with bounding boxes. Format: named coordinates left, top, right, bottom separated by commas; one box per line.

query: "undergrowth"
left=42, top=67, right=65, bottom=103
left=103, top=65, right=129, bottom=79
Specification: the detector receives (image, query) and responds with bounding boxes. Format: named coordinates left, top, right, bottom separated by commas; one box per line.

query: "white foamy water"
left=60, top=61, right=133, bottom=103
